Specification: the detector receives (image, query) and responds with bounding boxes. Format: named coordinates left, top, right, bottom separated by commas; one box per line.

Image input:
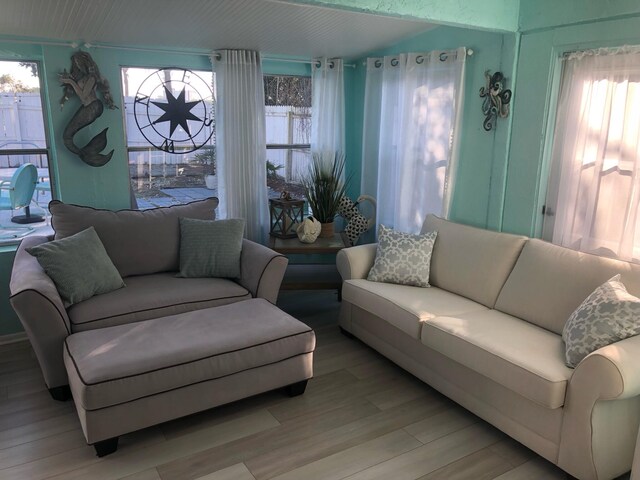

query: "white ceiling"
left=0, top=0, right=436, bottom=59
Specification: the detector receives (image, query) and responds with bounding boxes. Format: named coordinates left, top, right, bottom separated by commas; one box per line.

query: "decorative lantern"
left=269, top=196, right=304, bottom=238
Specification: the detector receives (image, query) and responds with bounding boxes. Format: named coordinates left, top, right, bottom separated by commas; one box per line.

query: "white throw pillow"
left=562, top=274, right=640, bottom=368
left=367, top=225, right=437, bottom=288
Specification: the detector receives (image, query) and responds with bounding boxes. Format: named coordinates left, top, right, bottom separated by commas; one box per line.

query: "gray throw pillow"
left=562, top=274, right=640, bottom=368
left=26, top=227, right=125, bottom=305
left=367, top=224, right=437, bottom=288
left=178, top=218, right=245, bottom=278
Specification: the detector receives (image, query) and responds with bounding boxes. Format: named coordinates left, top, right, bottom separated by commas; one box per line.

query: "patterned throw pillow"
left=562, top=275, right=640, bottom=368
left=367, top=225, right=437, bottom=288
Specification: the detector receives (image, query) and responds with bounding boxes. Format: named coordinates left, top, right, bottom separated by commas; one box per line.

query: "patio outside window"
left=264, top=74, right=311, bottom=201
left=0, top=60, right=52, bottom=241
left=122, top=67, right=216, bottom=209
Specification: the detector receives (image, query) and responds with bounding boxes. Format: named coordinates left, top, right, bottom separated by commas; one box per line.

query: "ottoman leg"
left=340, top=327, right=355, bottom=340
left=94, top=437, right=119, bottom=457
left=285, top=380, right=308, bottom=397
left=48, top=385, right=72, bottom=402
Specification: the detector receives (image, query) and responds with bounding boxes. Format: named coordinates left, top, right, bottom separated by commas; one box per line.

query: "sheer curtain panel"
left=544, top=46, right=640, bottom=262
left=311, top=58, right=345, bottom=157
left=212, top=50, right=268, bottom=243
left=361, top=48, right=466, bottom=233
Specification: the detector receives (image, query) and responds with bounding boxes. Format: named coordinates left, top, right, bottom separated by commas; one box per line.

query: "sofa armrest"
left=238, top=239, right=288, bottom=304
left=336, top=243, right=377, bottom=281
left=9, top=236, right=71, bottom=389
left=559, top=336, right=640, bottom=480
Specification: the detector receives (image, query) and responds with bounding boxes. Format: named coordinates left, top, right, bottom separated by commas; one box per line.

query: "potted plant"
left=194, top=148, right=216, bottom=190
left=300, top=152, right=350, bottom=238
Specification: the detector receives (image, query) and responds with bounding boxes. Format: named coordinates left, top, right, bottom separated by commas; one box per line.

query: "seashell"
left=296, top=216, right=322, bottom=243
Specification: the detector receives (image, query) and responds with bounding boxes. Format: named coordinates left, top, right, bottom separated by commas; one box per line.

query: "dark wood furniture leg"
left=285, top=379, right=308, bottom=397
left=49, top=385, right=72, bottom=401
left=94, top=437, right=119, bottom=457
left=340, top=327, right=355, bottom=339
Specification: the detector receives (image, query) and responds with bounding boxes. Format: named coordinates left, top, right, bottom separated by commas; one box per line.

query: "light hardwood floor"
left=0, top=290, right=626, bottom=480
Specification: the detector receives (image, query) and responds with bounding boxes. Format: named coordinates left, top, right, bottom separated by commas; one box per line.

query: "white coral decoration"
left=296, top=216, right=322, bottom=243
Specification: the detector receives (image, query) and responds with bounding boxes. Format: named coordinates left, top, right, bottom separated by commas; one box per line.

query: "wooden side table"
left=269, top=233, right=346, bottom=296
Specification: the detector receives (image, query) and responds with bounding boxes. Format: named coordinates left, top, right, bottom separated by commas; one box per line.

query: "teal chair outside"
left=0, top=163, right=44, bottom=229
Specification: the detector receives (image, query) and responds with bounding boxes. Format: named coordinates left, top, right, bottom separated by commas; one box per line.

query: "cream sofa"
left=10, top=199, right=288, bottom=401
left=337, top=214, right=640, bottom=480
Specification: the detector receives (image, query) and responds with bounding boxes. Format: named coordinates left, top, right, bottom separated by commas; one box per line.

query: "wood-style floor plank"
left=268, top=429, right=422, bottom=480
left=0, top=290, right=580, bottom=480
left=417, top=448, right=513, bottom=480
left=492, top=457, right=567, bottom=480
left=342, top=423, right=504, bottom=480
left=119, top=467, right=161, bottom=480
left=46, top=410, right=279, bottom=480
left=194, top=463, right=256, bottom=480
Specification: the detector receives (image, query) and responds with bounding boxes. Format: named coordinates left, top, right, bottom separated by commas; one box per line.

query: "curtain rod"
left=211, top=52, right=355, bottom=68
left=1, top=38, right=355, bottom=68
left=362, top=48, right=474, bottom=67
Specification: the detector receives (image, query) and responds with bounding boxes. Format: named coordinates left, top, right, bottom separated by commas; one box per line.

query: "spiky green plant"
left=300, top=152, right=350, bottom=223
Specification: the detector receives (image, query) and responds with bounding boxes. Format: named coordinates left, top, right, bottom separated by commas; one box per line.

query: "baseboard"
left=0, top=332, right=28, bottom=345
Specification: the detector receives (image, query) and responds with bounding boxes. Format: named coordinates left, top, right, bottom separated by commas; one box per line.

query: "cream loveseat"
left=337, top=214, right=640, bottom=480
left=10, top=198, right=288, bottom=400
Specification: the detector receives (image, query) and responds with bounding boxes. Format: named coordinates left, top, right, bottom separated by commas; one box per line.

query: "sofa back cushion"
left=50, top=198, right=218, bottom=277
left=495, top=239, right=640, bottom=334
left=421, top=215, right=527, bottom=308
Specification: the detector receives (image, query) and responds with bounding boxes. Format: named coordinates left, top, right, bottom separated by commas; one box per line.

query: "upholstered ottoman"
left=63, top=298, right=315, bottom=456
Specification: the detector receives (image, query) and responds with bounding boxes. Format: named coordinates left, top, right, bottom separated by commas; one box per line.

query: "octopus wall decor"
left=479, top=70, right=512, bottom=131
left=59, top=51, right=117, bottom=167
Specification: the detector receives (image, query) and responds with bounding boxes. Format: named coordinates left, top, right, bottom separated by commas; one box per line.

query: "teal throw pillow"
left=26, top=227, right=125, bottom=305
left=178, top=218, right=245, bottom=278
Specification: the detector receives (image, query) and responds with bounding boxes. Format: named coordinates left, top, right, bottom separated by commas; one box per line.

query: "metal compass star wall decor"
left=134, top=68, right=214, bottom=153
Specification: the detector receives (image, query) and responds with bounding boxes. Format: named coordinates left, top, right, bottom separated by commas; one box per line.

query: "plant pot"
left=319, top=221, right=334, bottom=238
left=205, top=174, right=216, bottom=190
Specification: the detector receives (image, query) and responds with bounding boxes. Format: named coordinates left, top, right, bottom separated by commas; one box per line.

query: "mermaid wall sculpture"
left=59, top=51, right=117, bottom=167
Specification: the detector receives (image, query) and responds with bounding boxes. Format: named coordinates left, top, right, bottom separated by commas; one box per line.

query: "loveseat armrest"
left=9, top=236, right=71, bottom=389
left=559, top=335, right=640, bottom=480
left=238, top=239, right=288, bottom=304
left=336, top=243, right=377, bottom=281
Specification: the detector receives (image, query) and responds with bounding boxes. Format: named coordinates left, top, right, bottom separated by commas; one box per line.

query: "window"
left=121, top=67, right=215, bottom=209
left=264, top=75, right=311, bottom=200
left=0, top=60, right=52, bottom=240
left=543, top=48, right=640, bottom=262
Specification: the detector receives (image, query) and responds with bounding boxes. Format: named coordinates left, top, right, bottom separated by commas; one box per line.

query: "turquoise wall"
left=345, top=25, right=517, bottom=230
left=504, top=14, right=640, bottom=236
left=519, top=0, right=640, bottom=32
left=288, top=0, right=519, bottom=32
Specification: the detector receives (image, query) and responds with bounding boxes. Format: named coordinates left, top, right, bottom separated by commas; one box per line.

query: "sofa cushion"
left=421, top=310, right=573, bottom=409
left=342, top=279, right=488, bottom=338
left=50, top=198, right=218, bottom=277
left=421, top=215, right=527, bottom=308
left=64, top=298, right=315, bottom=411
left=495, top=239, right=640, bottom=335
left=68, top=273, right=250, bottom=332
left=367, top=225, right=437, bottom=288
left=26, top=227, right=124, bottom=305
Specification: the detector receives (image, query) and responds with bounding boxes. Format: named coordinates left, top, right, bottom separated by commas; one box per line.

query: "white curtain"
left=212, top=50, right=268, bottom=242
left=361, top=48, right=466, bottom=234
left=545, top=46, right=640, bottom=262
left=311, top=58, right=345, bottom=157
